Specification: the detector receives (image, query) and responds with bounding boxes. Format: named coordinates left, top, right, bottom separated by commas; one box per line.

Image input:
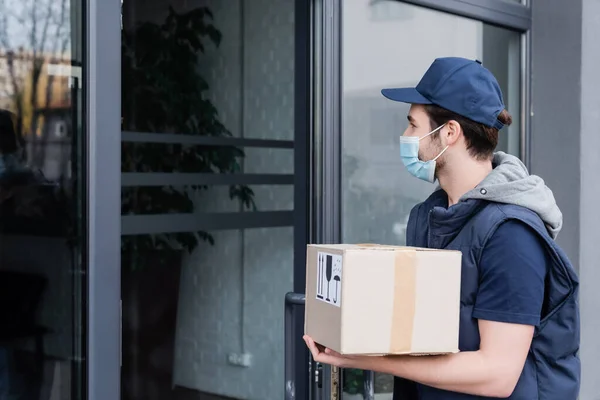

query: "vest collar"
left=422, top=189, right=487, bottom=248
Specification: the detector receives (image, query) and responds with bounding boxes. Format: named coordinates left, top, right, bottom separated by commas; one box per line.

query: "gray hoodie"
left=460, top=151, right=563, bottom=239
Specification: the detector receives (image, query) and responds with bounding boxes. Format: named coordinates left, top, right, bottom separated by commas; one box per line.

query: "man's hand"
left=303, top=335, right=371, bottom=370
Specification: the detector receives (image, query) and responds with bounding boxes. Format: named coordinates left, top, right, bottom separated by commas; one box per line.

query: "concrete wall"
left=530, top=0, right=582, bottom=265
left=577, top=1, right=600, bottom=398
left=531, top=0, right=600, bottom=398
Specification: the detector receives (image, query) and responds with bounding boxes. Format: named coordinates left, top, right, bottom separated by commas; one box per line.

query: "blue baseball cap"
left=381, top=57, right=506, bottom=130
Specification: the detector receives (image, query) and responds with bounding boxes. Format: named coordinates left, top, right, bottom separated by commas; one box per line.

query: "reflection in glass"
left=0, top=0, right=85, bottom=398
left=341, top=1, right=522, bottom=398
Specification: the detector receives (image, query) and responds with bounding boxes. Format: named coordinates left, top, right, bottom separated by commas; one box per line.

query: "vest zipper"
left=427, top=209, right=434, bottom=248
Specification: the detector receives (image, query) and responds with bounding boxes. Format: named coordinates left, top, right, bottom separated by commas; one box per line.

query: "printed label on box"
left=316, top=252, right=342, bottom=307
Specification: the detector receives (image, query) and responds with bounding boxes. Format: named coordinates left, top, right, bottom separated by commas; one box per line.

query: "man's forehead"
left=407, top=104, right=427, bottom=120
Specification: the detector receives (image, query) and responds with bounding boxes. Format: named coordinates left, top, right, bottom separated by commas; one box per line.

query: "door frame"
left=293, top=0, right=312, bottom=399
left=86, top=0, right=122, bottom=398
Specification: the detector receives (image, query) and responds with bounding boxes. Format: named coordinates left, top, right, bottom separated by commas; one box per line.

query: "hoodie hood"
left=460, top=151, right=563, bottom=239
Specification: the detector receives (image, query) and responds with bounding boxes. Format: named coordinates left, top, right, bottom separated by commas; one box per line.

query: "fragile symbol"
left=316, top=252, right=342, bottom=307
left=317, top=254, right=324, bottom=299
left=333, top=275, right=340, bottom=303
left=326, top=255, right=332, bottom=302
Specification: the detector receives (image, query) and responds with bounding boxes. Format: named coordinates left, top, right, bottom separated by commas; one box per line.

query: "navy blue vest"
left=393, top=190, right=580, bottom=400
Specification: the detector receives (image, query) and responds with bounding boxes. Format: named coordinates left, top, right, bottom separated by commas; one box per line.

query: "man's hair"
left=423, top=105, right=513, bottom=160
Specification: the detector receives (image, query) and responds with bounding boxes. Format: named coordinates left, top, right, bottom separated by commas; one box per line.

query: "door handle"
left=363, top=370, right=375, bottom=400
left=285, top=292, right=306, bottom=400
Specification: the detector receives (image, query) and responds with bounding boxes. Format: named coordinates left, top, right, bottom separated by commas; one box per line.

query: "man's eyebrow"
left=407, top=115, right=415, bottom=123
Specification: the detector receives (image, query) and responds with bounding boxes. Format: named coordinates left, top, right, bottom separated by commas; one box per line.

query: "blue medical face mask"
left=399, top=124, right=448, bottom=183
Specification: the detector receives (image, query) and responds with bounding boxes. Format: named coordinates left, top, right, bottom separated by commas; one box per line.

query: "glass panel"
left=123, top=185, right=293, bottom=214
left=121, top=0, right=294, bottom=141
left=0, top=0, right=85, bottom=398
left=120, top=0, right=295, bottom=399
left=341, top=1, right=522, bottom=398
left=121, top=144, right=293, bottom=174
left=244, top=148, right=294, bottom=174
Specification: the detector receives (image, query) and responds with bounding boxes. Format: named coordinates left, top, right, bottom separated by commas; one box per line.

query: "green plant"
left=343, top=368, right=364, bottom=395
left=121, top=6, right=256, bottom=269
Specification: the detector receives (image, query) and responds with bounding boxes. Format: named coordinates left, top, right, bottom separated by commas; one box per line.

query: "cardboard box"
left=304, top=244, right=462, bottom=355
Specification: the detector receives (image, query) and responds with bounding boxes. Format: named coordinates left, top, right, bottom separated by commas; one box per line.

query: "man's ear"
left=444, top=120, right=462, bottom=146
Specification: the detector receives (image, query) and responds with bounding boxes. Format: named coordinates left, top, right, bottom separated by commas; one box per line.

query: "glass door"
left=0, top=0, right=86, bottom=398
left=118, top=0, right=308, bottom=399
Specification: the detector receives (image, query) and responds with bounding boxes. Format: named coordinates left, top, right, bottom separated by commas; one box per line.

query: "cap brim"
left=381, top=88, right=432, bottom=104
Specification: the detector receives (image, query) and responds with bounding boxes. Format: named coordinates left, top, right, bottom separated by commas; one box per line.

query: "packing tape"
left=389, top=250, right=417, bottom=353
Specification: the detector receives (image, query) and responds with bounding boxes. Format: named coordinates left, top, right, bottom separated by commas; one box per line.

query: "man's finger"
left=304, top=335, right=319, bottom=351
left=303, top=336, right=338, bottom=365
left=303, top=336, right=321, bottom=358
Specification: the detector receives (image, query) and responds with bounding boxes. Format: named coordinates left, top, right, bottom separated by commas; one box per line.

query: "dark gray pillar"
left=578, top=0, right=600, bottom=397
left=531, top=0, right=600, bottom=397
left=530, top=0, right=581, bottom=266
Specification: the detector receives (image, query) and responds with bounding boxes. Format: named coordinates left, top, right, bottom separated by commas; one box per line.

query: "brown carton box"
left=304, top=244, right=462, bottom=355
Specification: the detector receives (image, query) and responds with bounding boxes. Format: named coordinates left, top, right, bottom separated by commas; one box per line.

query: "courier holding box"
left=304, top=244, right=462, bottom=356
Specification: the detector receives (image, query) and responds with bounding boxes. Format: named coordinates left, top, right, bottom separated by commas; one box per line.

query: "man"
left=303, top=57, right=580, bottom=399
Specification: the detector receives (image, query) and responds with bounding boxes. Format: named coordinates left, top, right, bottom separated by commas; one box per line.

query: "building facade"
left=0, top=0, right=597, bottom=399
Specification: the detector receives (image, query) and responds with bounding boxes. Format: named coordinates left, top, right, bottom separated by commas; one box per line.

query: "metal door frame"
left=292, top=0, right=313, bottom=399
left=86, top=0, right=122, bottom=398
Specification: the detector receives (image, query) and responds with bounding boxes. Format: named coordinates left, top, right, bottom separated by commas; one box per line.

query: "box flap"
left=308, top=243, right=461, bottom=254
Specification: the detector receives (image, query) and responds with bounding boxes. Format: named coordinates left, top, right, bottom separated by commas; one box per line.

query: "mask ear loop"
left=421, top=123, right=449, bottom=161
left=419, top=123, right=446, bottom=141
left=432, top=145, right=449, bottom=161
